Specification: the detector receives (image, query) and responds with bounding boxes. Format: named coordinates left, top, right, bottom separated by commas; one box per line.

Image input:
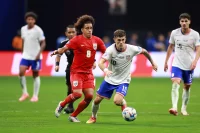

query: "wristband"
left=56, top=62, right=59, bottom=66
left=103, top=68, right=108, bottom=72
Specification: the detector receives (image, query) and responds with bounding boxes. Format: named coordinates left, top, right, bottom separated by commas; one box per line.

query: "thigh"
left=65, top=69, right=71, bottom=86
left=182, top=70, right=194, bottom=84
left=31, top=60, right=41, bottom=71
left=116, top=83, right=129, bottom=97
left=82, top=73, right=95, bottom=89
left=70, top=73, right=83, bottom=90
left=96, top=80, right=115, bottom=99
left=171, top=66, right=182, bottom=80
left=19, top=59, right=30, bottom=75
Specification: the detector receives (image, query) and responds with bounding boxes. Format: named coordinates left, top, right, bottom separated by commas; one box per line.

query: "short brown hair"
left=114, top=29, right=126, bottom=37
left=179, top=13, right=191, bottom=20
left=25, top=12, right=38, bottom=20
left=74, top=15, right=95, bottom=33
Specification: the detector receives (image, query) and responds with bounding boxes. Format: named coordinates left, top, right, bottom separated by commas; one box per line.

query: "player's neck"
left=82, top=34, right=91, bottom=39
left=27, top=25, right=34, bottom=29
left=181, top=28, right=190, bottom=35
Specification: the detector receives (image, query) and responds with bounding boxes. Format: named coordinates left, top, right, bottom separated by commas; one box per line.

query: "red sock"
left=71, top=94, right=93, bottom=117
left=60, top=92, right=82, bottom=107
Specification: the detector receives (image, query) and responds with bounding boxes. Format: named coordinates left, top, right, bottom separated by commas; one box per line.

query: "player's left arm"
left=97, top=37, right=106, bottom=53
left=191, top=33, right=200, bottom=70
left=141, top=48, right=158, bottom=71
left=36, top=29, right=46, bottom=60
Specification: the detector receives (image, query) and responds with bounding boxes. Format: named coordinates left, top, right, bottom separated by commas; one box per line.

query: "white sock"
left=92, top=101, right=100, bottom=118
left=171, top=82, right=180, bottom=110
left=19, top=76, right=28, bottom=94
left=33, top=77, right=40, bottom=97
left=181, top=88, right=190, bottom=111
left=122, top=99, right=127, bottom=106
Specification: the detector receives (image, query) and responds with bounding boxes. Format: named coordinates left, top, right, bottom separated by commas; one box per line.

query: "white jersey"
left=169, top=28, right=200, bottom=70
left=102, top=44, right=142, bottom=85
left=21, top=25, right=45, bottom=60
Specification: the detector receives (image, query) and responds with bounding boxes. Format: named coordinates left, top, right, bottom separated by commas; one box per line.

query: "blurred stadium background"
left=0, top=0, right=200, bottom=133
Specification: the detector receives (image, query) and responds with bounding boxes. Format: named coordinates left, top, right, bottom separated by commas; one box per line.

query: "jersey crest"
left=93, top=43, right=97, bottom=50
left=73, top=81, right=78, bottom=87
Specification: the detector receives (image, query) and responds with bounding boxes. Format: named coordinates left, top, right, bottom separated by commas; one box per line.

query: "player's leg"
left=87, top=80, right=114, bottom=124
left=69, top=73, right=95, bottom=122
left=169, top=66, right=182, bottom=116
left=86, top=95, right=104, bottom=124
left=114, top=83, right=128, bottom=111
left=64, top=69, right=74, bottom=114
left=30, top=60, right=41, bottom=102
left=18, top=59, right=29, bottom=101
left=181, top=70, right=193, bottom=115
left=55, top=73, right=83, bottom=118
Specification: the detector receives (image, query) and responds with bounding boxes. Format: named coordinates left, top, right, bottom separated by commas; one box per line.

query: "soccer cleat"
left=86, top=117, right=96, bottom=124
left=55, top=101, right=64, bottom=118
left=30, top=96, right=38, bottom=102
left=181, top=110, right=189, bottom=116
left=19, top=93, right=29, bottom=102
left=169, top=108, right=178, bottom=116
left=68, top=116, right=80, bottom=122
left=63, top=107, right=74, bottom=114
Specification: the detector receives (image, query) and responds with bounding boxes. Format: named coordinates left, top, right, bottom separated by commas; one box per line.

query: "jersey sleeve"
left=65, top=37, right=78, bottom=50
left=21, top=27, right=25, bottom=39
left=130, top=45, right=143, bottom=55
left=101, top=47, right=112, bottom=61
left=97, top=37, right=106, bottom=53
left=169, top=30, right=175, bottom=44
left=195, top=32, right=200, bottom=46
left=38, top=28, right=45, bottom=41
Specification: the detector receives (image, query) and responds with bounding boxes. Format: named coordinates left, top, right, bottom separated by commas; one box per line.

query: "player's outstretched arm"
left=141, top=48, right=158, bottom=72
left=164, top=43, right=174, bottom=72
left=50, top=46, right=68, bottom=57
left=191, top=45, right=200, bottom=70
left=55, top=54, right=61, bottom=72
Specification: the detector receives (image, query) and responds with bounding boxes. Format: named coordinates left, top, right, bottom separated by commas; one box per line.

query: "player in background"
left=51, top=15, right=106, bottom=122
left=86, top=29, right=158, bottom=123
left=55, top=25, right=77, bottom=114
left=18, top=12, right=46, bottom=102
left=164, top=13, right=200, bottom=116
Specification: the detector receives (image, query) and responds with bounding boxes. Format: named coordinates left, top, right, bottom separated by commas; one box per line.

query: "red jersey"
left=65, top=35, right=106, bottom=73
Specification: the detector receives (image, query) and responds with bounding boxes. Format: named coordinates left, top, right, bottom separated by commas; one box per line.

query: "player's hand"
left=104, top=68, right=113, bottom=77
left=55, top=66, right=59, bottom=72
left=50, top=50, right=58, bottom=57
left=152, top=63, right=158, bottom=72
left=164, top=63, right=168, bottom=72
left=93, top=62, right=96, bottom=69
left=35, top=54, right=40, bottom=60
left=191, top=60, right=197, bottom=70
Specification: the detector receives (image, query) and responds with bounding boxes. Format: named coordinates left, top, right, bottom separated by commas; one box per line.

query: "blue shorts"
left=171, top=66, right=194, bottom=84
left=97, top=80, right=129, bottom=99
left=20, top=58, right=41, bottom=71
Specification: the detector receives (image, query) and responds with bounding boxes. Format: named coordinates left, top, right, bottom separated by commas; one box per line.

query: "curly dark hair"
left=74, top=15, right=95, bottom=33
left=25, top=12, right=38, bottom=20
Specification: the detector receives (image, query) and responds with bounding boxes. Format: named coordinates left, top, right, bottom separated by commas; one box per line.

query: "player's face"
left=81, top=23, right=93, bottom=38
left=26, top=17, right=36, bottom=27
left=179, top=18, right=190, bottom=29
left=65, top=28, right=76, bottom=40
left=114, top=36, right=126, bottom=51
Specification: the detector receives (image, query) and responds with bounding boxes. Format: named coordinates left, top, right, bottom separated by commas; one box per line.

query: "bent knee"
left=73, top=92, right=82, bottom=99
left=85, top=94, right=93, bottom=102
left=114, top=100, right=122, bottom=106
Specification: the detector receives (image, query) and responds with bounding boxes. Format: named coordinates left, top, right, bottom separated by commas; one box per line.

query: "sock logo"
left=73, top=81, right=78, bottom=87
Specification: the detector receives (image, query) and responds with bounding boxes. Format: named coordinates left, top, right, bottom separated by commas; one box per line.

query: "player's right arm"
left=164, top=30, right=175, bottom=72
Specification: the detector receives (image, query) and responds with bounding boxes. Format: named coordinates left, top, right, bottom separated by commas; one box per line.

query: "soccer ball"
left=122, top=107, right=137, bottom=121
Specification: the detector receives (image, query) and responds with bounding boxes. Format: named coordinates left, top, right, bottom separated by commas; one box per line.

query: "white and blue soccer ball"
left=122, top=107, right=137, bottom=121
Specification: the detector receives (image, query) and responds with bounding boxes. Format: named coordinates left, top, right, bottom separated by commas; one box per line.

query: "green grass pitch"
left=0, top=77, right=200, bottom=133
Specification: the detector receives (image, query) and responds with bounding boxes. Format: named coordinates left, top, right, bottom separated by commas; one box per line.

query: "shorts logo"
left=93, top=43, right=97, bottom=50
left=171, top=73, right=174, bottom=77
left=73, top=81, right=78, bottom=87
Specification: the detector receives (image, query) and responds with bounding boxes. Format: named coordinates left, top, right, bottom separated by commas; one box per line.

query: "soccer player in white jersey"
left=164, top=13, right=200, bottom=116
left=86, top=29, right=158, bottom=123
left=18, top=12, right=46, bottom=102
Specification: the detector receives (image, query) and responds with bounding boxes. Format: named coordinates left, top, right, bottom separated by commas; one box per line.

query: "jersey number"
left=86, top=50, right=91, bottom=58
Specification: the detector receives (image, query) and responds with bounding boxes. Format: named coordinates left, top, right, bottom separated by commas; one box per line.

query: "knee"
left=114, top=99, right=122, bottom=106
left=85, top=93, right=93, bottom=102
left=73, top=92, right=82, bottom=99
left=184, top=84, right=191, bottom=90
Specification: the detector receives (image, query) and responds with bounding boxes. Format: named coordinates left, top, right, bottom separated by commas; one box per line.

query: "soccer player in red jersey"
left=51, top=15, right=106, bottom=122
